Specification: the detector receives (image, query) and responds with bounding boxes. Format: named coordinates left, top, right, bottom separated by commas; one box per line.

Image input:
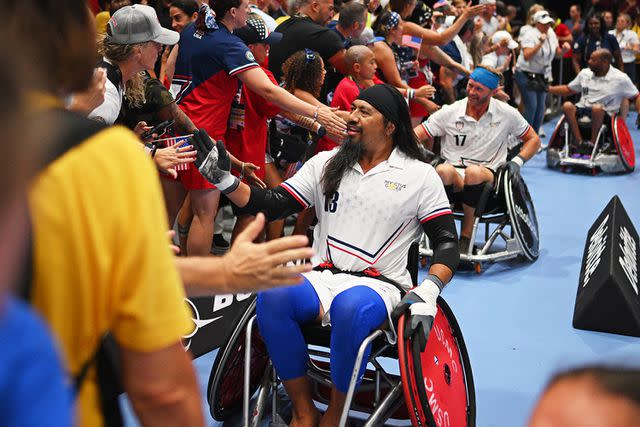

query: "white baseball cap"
left=491, top=30, right=518, bottom=50
left=533, top=10, right=554, bottom=25
left=107, top=5, right=179, bottom=45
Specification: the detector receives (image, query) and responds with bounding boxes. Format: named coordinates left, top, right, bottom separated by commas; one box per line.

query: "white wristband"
left=512, top=155, right=525, bottom=167
left=409, top=279, right=441, bottom=317
left=216, top=174, right=239, bottom=193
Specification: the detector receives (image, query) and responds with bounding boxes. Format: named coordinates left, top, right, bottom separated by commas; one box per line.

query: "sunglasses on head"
left=304, top=48, right=316, bottom=64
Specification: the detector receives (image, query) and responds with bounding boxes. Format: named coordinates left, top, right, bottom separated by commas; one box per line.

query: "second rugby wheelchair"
left=546, top=112, right=635, bottom=174
left=420, top=164, right=539, bottom=273
left=206, top=243, right=476, bottom=427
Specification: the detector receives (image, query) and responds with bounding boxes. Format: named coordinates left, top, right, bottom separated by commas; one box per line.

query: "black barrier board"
left=573, top=195, right=640, bottom=337
left=183, top=293, right=255, bottom=358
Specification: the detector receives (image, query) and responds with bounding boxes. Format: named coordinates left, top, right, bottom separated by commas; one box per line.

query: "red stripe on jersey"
left=421, top=122, right=433, bottom=139
left=518, top=125, right=532, bottom=138
left=327, top=221, right=412, bottom=265
left=420, top=209, right=453, bottom=224
left=280, top=183, right=309, bottom=208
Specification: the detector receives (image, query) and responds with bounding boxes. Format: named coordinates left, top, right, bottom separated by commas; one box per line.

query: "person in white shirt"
left=191, top=84, right=460, bottom=426
left=548, top=48, right=640, bottom=146
left=514, top=10, right=570, bottom=133
left=609, top=13, right=640, bottom=82
left=89, top=5, right=179, bottom=126
left=415, top=66, right=541, bottom=252
left=474, top=0, right=500, bottom=37
left=482, top=30, right=518, bottom=73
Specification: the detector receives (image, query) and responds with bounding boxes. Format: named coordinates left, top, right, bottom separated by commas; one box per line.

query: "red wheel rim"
left=612, top=115, right=635, bottom=171
left=398, top=301, right=474, bottom=427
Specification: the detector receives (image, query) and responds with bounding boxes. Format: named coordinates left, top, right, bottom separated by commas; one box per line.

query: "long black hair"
left=320, top=84, right=425, bottom=197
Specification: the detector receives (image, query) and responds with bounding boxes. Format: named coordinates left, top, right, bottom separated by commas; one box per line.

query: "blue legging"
left=256, top=279, right=387, bottom=393
left=515, top=70, right=548, bottom=133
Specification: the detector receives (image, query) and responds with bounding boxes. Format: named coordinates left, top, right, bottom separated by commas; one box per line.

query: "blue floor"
left=123, top=115, right=640, bottom=427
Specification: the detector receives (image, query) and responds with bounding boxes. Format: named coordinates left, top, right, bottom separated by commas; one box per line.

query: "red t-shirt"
left=224, top=67, right=281, bottom=181
left=555, top=23, right=573, bottom=59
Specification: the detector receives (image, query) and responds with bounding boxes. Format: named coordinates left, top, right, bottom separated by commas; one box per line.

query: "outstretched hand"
left=222, top=213, right=314, bottom=292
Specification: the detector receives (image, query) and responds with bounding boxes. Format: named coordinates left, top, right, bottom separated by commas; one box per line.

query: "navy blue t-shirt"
left=574, top=33, right=620, bottom=67
left=0, top=298, right=72, bottom=427
left=441, top=40, right=462, bottom=64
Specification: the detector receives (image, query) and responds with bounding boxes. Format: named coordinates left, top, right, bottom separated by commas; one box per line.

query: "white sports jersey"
left=421, top=98, right=531, bottom=170
left=280, top=147, right=451, bottom=290
left=569, top=66, right=639, bottom=115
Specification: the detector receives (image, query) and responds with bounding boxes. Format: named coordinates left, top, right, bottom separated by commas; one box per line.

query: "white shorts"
left=302, top=269, right=403, bottom=343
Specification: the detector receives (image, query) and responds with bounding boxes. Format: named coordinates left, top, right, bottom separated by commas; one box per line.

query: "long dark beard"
left=320, top=136, right=362, bottom=197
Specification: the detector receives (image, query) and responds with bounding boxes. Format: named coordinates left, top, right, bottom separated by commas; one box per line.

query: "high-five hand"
left=190, top=129, right=239, bottom=194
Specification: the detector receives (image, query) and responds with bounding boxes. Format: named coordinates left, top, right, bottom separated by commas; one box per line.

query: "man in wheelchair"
left=548, top=49, right=640, bottom=151
left=191, top=84, right=460, bottom=426
left=415, top=66, right=541, bottom=254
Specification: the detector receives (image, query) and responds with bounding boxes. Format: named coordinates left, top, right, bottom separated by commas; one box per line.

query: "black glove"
left=506, top=155, right=525, bottom=177
left=391, top=277, right=441, bottom=351
left=189, top=129, right=239, bottom=193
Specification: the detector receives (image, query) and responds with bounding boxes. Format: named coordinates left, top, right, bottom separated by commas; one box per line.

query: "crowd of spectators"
left=1, top=0, right=639, bottom=425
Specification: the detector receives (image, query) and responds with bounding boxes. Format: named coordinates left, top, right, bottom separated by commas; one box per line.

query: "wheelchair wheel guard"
left=612, top=115, right=635, bottom=172
left=207, top=298, right=269, bottom=421
left=503, top=169, right=540, bottom=261
left=547, top=115, right=565, bottom=151
left=398, top=297, right=475, bottom=427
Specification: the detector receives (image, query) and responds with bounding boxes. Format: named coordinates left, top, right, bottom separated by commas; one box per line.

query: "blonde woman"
left=90, top=4, right=180, bottom=127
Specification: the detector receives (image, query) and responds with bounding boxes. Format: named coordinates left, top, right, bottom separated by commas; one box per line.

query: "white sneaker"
left=539, top=128, right=546, bottom=138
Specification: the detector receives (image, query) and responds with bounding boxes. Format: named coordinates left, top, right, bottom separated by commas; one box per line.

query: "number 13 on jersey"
left=324, top=192, right=339, bottom=213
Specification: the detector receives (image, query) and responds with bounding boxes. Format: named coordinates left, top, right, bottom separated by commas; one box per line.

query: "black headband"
left=356, top=84, right=403, bottom=126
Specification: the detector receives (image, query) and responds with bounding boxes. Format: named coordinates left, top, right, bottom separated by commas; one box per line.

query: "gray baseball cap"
left=107, top=4, right=179, bottom=45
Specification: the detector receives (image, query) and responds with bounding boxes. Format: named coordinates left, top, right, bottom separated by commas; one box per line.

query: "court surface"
left=123, top=114, right=640, bottom=427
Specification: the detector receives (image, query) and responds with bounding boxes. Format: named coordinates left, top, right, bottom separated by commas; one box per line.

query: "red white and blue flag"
left=162, top=136, right=191, bottom=171
left=402, top=35, right=422, bottom=50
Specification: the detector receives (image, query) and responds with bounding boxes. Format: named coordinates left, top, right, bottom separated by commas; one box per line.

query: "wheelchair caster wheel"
left=474, top=262, right=482, bottom=274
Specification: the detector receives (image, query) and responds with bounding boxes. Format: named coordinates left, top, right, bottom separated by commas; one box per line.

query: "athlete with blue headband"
left=415, top=65, right=541, bottom=254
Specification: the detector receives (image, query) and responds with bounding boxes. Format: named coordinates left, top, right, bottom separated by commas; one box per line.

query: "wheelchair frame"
left=419, top=167, right=539, bottom=272
left=207, top=244, right=476, bottom=427
left=546, top=113, right=635, bottom=173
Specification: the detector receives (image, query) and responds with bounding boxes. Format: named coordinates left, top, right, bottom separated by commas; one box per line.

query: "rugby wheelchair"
left=546, top=112, right=635, bottom=174
left=419, top=164, right=539, bottom=273
left=206, top=243, right=476, bottom=427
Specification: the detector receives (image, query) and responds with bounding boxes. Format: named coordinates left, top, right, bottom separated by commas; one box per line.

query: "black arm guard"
left=244, top=186, right=306, bottom=221
left=421, top=213, right=459, bottom=275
